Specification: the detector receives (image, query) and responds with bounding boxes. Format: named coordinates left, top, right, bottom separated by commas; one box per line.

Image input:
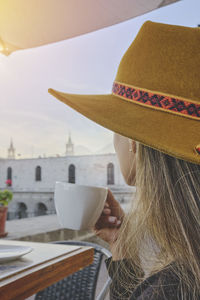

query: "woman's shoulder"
left=105, top=258, right=196, bottom=300
left=130, top=262, right=194, bottom=300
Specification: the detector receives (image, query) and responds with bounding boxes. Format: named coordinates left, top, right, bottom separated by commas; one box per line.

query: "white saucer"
left=0, top=245, right=33, bottom=262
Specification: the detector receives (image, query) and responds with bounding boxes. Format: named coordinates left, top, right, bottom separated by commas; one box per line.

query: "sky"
left=0, top=0, right=200, bottom=158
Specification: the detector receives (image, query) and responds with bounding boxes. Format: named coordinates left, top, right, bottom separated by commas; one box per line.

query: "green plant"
left=0, top=190, right=13, bottom=206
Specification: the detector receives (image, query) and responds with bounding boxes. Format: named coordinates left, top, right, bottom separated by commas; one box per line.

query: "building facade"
left=0, top=153, right=135, bottom=220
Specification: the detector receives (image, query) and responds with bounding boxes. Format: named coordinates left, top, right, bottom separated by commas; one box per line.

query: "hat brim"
left=48, top=88, right=200, bottom=164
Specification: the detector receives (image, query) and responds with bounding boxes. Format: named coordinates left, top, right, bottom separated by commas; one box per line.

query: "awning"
left=0, top=0, right=180, bottom=55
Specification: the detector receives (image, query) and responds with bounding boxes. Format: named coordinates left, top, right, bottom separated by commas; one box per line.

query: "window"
left=107, top=163, right=114, bottom=185
left=7, top=167, right=12, bottom=186
left=35, top=166, right=42, bottom=181
left=68, top=164, right=75, bottom=183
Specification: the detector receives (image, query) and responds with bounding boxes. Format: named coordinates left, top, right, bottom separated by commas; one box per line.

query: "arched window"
left=16, top=202, right=28, bottom=219
left=35, top=202, right=47, bottom=216
left=7, top=167, right=12, bottom=180
left=107, top=163, right=114, bottom=185
left=35, top=166, right=42, bottom=181
left=68, top=164, right=75, bottom=183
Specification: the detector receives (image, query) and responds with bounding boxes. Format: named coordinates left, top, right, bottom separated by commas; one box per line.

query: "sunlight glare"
left=0, top=40, right=4, bottom=52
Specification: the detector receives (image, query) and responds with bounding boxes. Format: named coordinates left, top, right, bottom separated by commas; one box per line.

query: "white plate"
left=0, top=245, right=33, bottom=262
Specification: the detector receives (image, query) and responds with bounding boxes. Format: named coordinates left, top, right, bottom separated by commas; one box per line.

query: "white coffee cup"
left=54, top=181, right=108, bottom=230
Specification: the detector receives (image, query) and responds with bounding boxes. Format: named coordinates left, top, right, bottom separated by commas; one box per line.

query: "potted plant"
left=0, top=189, right=13, bottom=237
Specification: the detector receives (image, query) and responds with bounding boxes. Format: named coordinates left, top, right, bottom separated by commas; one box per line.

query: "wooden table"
left=0, top=240, right=94, bottom=300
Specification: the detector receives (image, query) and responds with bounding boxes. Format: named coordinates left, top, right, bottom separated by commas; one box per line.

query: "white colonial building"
left=0, top=137, right=135, bottom=220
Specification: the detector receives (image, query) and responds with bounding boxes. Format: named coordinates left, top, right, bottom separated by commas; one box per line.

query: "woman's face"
left=113, top=132, right=136, bottom=186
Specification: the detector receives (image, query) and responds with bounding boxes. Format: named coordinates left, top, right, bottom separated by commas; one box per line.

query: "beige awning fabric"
left=0, top=0, right=180, bottom=56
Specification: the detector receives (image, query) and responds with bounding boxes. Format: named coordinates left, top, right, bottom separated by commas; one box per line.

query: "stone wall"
left=4, top=214, right=109, bottom=249
left=0, top=153, right=126, bottom=190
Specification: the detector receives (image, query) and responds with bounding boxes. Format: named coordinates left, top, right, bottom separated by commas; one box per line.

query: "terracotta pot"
left=0, top=206, right=8, bottom=237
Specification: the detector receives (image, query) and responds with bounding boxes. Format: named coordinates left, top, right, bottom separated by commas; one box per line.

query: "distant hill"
left=96, top=143, right=115, bottom=154
left=74, top=143, right=115, bottom=155
left=74, top=145, right=93, bottom=155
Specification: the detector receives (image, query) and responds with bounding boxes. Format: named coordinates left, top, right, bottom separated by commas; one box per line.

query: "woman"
left=49, top=21, right=200, bottom=299
left=95, top=133, right=200, bottom=299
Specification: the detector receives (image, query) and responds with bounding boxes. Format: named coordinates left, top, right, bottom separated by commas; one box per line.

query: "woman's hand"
left=93, top=189, right=125, bottom=259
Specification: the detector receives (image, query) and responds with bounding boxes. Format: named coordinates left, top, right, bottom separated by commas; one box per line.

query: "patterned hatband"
left=112, top=81, right=200, bottom=120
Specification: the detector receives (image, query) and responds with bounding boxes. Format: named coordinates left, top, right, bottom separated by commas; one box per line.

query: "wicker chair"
left=35, top=240, right=112, bottom=300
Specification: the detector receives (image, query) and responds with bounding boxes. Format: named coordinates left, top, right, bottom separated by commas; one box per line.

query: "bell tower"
left=8, top=138, right=15, bottom=159
left=66, top=132, right=74, bottom=156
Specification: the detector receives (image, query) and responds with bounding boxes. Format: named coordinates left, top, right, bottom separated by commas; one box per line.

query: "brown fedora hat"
left=49, top=21, right=200, bottom=164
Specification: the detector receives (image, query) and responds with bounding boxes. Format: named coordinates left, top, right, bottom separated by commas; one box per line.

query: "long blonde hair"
left=114, top=142, right=200, bottom=299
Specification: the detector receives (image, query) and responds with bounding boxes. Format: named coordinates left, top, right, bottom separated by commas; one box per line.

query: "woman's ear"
left=129, top=139, right=136, bottom=154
